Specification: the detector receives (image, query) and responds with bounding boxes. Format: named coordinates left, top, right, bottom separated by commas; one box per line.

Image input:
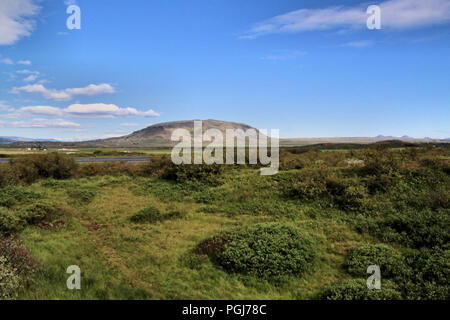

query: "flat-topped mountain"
left=81, top=119, right=260, bottom=147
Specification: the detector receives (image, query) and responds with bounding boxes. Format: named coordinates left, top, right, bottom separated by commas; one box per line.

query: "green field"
left=0, top=145, right=449, bottom=300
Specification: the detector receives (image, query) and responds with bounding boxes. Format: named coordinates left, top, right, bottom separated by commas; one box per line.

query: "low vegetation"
left=0, top=144, right=448, bottom=299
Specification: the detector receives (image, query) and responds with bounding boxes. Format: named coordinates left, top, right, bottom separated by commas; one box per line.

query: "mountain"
left=79, top=119, right=261, bottom=147
left=0, top=137, right=13, bottom=143
left=376, top=135, right=394, bottom=138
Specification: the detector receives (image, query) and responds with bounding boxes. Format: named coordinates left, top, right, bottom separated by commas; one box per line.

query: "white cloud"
left=11, top=83, right=116, bottom=101
left=19, top=106, right=64, bottom=117
left=23, top=74, right=38, bottom=82
left=0, top=101, right=10, bottom=111
left=0, top=0, right=40, bottom=45
left=17, top=60, right=31, bottom=65
left=16, top=69, right=40, bottom=81
left=64, top=103, right=160, bottom=118
left=17, top=103, right=160, bottom=118
left=0, top=118, right=80, bottom=128
left=65, top=84, right=115, bottom=96
left=16, top=69, right=37, bottom=74
left=1, top=58, right=13, bottom=65
left=242, top=0, right=450, bottom=38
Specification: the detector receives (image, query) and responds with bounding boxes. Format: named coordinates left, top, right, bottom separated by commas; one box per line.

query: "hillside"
left=79, top=119, right=260, bottom=147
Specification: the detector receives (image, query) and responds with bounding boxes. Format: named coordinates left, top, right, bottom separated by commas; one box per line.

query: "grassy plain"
left=0, top=144, right=448, bottom=300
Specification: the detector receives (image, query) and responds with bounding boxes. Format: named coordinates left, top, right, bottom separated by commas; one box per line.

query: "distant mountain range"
left=0, top=136, right=59, bottom=143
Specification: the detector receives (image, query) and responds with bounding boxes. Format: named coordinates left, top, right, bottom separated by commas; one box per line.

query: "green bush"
left=0, top=207, right=23, bottom=235
left=345, top=244, right=409, bottom=279
left=366, top=174, right=397, bottom=194
left=0, top=186, right=41, bottom=208
left=0, top=165, right=18, bottom=188
left=19, top=200, right=60, bottom=225
left=161, top=163, right=223, bottom=184
left=288, top=169, right=328, bottom=200
left=405, top=247, right=450, bottom=285
left=0, top=200, right=60, bottom=235
left=66, top=187, right=97, bottom=205
left=359, top=149, right=401, bottom=177
left=355, top=208, right=449, bottom=248
left=0, top=256, right=20, bottom=300
left=325, top=176, right=368, bottom=211
left=196, top=223, right=317, bottom=279
left=130, top=206, right=185, bottom=223
left=28, top=153, right=77, bottom=179
left=2, top=153, right=78, bottom=186
left=321, top=279, right=402, bottom=300
left=404, top=282, right=449, bottom=300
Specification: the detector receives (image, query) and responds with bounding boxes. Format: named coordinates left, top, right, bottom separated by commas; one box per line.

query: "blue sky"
left=0, top=0, right=449, bottom=140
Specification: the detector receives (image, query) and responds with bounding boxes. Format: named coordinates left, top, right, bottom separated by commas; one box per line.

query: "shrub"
left=196, top=223, right=317, bottom=279
left=0, top=256, right=20, bottom=300
left=325, top=176, right=367, bottom=211
left=130, top=207, right=162, bottom=223
left=0, top=200, right=60, bottom=235
left=0, top=207, right=23, bottom=235
left=403, top=282, right=449, bottom=300
left=130, top=206, right=185, bottom=223
left=0, top=165, right=18, bottom=188
left=404, top=247, right=450, bottom=285
left=19, top=200, right=60, bottom=225
left=366, top=174, right=397, bottom=194
left=5, top=153, right=77, bottom=185
left=321, top=279, right=402, bottom=300
left=66, top=188, right=97, bottom=205
left=355, top=208, right=449, bottom=248
left=0, top=186, right=41, bottom=208
left=288, top=169, right=328, bottom=200
left=345, top=244, right=409, bottom=279
left=161, top=163, right=223, bottom=184
left=28, top=153, right=77, bottom=179
left=359, top=149, right=401, bottom=177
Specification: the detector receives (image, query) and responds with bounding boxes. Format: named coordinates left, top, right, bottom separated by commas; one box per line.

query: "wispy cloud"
left=241, top=0, right=450, bottom=38
left=23, top=74, right=38, bottom=82
left=0, top=118, right=80, bottom=129
left=120, top=123, right=141, bottom=127
left=16, top=103, right=160, bottom=118
left=17, top=60, right=32, bottom=65
left=1, top=58, right=14, bottom=65
left=0, top=101, right=11, bottom=111
left=11, top=83, right=116, bottom=101
left=16, top=69, right=40, bottom=81
left=0, top=0, right=40, bottom=45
